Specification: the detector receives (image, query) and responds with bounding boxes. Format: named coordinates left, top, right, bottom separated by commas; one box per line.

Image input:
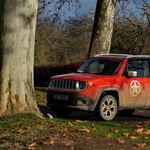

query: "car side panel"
left=121, top=76, right=147, bottom=109
left=145, top=77, right=150, bottom=108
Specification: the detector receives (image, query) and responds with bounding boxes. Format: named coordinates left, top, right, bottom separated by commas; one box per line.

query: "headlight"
left=49, top=79, right=55, bottom=88
left=79, top=81, right=87, bottom=90
left=76, top=81, right=87, bottom=90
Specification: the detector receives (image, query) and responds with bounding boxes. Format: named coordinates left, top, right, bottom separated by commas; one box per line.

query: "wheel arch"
left=94, top=87, right=123, bottom=111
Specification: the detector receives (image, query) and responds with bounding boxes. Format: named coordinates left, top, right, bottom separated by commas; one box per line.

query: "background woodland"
left=34, top=0, right=150, bottom=86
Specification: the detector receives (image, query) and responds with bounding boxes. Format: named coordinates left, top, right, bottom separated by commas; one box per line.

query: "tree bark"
left=0, top=0, right=42, bottom=117
left=88, top=0, right=118, bottom=58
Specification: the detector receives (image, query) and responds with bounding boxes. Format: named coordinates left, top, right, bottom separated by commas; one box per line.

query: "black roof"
left=94, top=54, right=150, bottom=59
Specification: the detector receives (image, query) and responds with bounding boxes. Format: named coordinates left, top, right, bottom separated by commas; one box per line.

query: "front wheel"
left=51, top=106, right=72, bottom=118
left=94, top=95, right=117, bottom=121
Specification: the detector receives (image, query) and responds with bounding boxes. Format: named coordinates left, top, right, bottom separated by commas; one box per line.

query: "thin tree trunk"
left=88, top=0, right=118, bottom=58
left=0, top=0, right=42, bottom=117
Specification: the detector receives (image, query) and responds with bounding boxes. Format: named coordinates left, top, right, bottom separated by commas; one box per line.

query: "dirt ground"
left=4, top=128, right=150, bottom=150
left=32, top=132, right=150, bottom=150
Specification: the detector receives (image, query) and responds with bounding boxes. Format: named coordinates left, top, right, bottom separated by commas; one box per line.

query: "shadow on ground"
left=38, top=105, right=150, bottom=123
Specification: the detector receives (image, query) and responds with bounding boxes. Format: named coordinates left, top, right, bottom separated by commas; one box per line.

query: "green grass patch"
left=35, top=87, right=47, bottom=106
left=33, top=87, right=150, bottom=144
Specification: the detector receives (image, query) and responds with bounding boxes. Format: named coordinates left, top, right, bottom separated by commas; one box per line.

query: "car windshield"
left=77, top=58, right=122, bottom=75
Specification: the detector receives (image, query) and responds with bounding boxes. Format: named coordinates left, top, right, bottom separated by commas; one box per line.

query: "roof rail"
left=94, top=54, right=150, bottom=59
left=94, top=54, right=134, bottom=58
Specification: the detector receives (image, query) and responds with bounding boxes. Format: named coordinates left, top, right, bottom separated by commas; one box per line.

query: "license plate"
left=53, top=94, right=68, bottom=100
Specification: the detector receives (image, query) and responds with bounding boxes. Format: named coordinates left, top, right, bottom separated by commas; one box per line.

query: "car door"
left=121, top=60, right=147, bottom=108
left=145, top=60, right=150, bottom=108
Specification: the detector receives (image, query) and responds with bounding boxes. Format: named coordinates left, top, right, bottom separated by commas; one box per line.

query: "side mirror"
left=127, top=71, right=137, bottom=77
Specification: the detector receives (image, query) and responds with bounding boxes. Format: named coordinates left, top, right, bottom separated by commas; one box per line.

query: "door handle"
left=140, top=82, right=147, bottom=84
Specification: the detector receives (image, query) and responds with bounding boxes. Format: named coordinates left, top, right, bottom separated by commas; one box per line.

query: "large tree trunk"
left=0, top=0, right=42, bottom=117
left=88, top=0, right=118, bottom=58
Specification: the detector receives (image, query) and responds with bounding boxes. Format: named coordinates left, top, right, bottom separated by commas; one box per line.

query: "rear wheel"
left=51, top=106, right=72, bottom=118
left=94, top=95, right=117, bottom=121
left=118, top=110, right=135, bottom=116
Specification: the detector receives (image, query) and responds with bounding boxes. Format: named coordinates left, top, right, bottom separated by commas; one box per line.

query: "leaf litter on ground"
left=1, top=90, right=150, bottom=149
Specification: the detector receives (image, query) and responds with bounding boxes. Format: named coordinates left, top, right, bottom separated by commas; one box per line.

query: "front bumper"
left=47, top=91, right=97, bottom=111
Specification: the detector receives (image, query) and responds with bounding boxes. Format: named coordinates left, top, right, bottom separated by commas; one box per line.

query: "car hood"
left=51, top=73, right=112, bottom=81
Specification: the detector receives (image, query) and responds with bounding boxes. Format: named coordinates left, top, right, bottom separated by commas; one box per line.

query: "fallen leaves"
left=110, top=128, right=119, bottom=133
left=0, top=135, right=11, bottom=140
left=29, top=143, right=37, bottom=147
left=134, top=128, right=144, bottom=134
left=37, top=94, right=46, bottom=98
left=37, top=121, right=42, bottom=124
left=75, top=128, right=91, bottom=133
left=77, top=134, right=85, bottom=137
left=0, top=140, right=4, bottom=144
left=75, top=120, right=87, bottom=123
left=36, top=100, right=45, bottom=104
left=85, top=137, right=92, bottom=140
left=59, top=122, right=68, bottom=125
left=136, top=110, right=148, bottom=113
left=61, top=134, right=73, bottom=138
left=129, top=136, right=138, bottom=140
left=27, top=147, right=36, bottom=150
left=122, top=132, right=130, bottom=137
left=115, top=138, right=124, bottom=144
left=142, top=130, right=150, bottom=135
left=64, top=142, right=74, bottom=150
left=147, top=142, right=150, bottom=145
left=59, top=121, right=74, bottom=126
left=122, top=133, right=139, bottom=140
left=104, top=134, right=112, bottom=138
left=92, top=124, right=95, bottom=127
left=65, top=142, right=70, bottom=147
left=24, top=126, right=31, bottom=130
left=143, top=136, right=149, bottom=140
left=41, top=138, right=57, bottom=146
left=48, top=124, right=57, bottom=129
left=58, top=128, right=69, bottom=132
left=68, top=122, right=74, bottom=126
left=134, top=143, right=146, bottom=147
left=43, top=140, right=54, bottom=145
left=117, top=140, right=124, bottom=144
left=16, top=129, right=28, bottom=134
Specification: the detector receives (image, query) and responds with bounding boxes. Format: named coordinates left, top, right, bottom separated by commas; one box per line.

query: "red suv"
left=47, top=54, right=150, bottom=121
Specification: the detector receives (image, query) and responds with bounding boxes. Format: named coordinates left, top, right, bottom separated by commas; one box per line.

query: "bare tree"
left=38, top=0, right=81, bottom=20
left=111, top=0, right=150, bottom=55
left=88, top=0, right=118, bottom=58
left=0, top=0, right=43, bottom=117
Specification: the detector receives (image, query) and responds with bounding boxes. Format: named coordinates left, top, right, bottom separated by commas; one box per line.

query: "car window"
left=147, top=61, right=150, bottom=77
left=88, top=61, right=104, bottom=74
left=77, top=58, right=122, bottom=75
left=123, top=60, right=145, bottom=77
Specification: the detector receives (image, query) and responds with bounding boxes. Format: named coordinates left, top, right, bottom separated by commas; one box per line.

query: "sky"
left=63, top=0, right=97, bottom=17
left=76, top=0, right=97, bottom=14
left=40, top=0, right=148, bottom=20
left=64, top=0, right=146, bottom=18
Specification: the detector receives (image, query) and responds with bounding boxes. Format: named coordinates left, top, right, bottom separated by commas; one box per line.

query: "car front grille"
left=50, top=79, right=77, bottom=90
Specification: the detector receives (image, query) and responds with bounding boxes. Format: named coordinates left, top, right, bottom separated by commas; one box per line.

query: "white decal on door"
left=130, top=80, right=141, bottom=97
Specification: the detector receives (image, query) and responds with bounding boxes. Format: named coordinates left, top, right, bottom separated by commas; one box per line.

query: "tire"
left=51, top=106, right=72, bottom=118
left=94, top=95, right=117, bottom=121
left=118, top=110, right=135, bottom=116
